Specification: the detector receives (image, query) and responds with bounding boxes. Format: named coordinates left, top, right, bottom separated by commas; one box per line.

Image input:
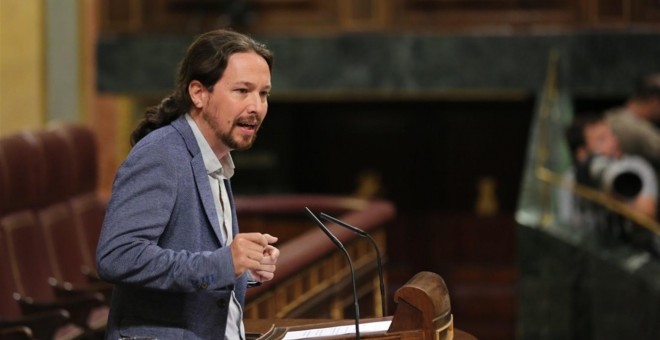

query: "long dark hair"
left=130, top=29, right=273, bottom=146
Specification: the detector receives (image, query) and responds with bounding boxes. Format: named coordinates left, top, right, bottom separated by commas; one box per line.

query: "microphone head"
left=304, top=207, right=344, bottom=247
left=319, top=212, right=367, bottom=236
left=303, top=206, right=316, bottom=219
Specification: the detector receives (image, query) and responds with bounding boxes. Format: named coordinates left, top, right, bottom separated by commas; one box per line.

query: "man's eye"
left=236, top=88, right=248, bottom=94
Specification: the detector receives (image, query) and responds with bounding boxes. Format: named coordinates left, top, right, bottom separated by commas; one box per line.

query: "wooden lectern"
left=247, top=271, right=476, bottom=339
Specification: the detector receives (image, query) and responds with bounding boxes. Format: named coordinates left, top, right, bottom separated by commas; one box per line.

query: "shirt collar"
left=185, top=114, right=235, bottom=179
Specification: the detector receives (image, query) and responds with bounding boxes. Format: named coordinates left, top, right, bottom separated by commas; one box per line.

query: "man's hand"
left=249, top=242, right=280, bottom=282
left=230, top=233, right=278, bottom=278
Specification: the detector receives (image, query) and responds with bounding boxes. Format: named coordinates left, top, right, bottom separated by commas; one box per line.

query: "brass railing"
left=535, top=166, right=660, bottom=235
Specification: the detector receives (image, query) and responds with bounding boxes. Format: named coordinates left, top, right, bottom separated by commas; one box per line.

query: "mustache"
left=235, top=116, right=262, bottom=126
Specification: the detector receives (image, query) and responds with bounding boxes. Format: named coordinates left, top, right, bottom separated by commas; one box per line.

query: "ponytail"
left=130, top=95, right=185, bottom=146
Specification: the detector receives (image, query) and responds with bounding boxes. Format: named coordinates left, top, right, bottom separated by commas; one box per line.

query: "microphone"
left=319, top=212, right=387, bottom=317
left=304, top=207, right=360, bottom=340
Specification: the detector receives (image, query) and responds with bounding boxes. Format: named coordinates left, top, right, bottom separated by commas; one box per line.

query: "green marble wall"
left=97, top=32, right=660, bottom=96
left=518, top=224, right=660, bottom=339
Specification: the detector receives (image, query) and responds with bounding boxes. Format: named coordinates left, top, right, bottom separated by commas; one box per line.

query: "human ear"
left=188, top=80, right=207, bottom=109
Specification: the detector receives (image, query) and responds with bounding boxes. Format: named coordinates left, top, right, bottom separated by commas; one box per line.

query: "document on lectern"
left=282, top=320, right=392, bottom=339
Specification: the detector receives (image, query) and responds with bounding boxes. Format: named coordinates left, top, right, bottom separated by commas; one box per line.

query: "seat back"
left=0, top=227, right=22, bottom=319
left=0, top=133, right=43, bottom=215
left=57, top=124, right=106, bottom=274
left=0, top=210, right=56, bottom=301
left=69, top=193, right=105, bottom=273
left=33, top=127, right=78, bottom=206
left=0, top=141, right=8, bottom=218
left=30, top=127, right=94, bottom=285
left=0, top=131, right=52, bottom=314
left=56, top=124, right=98, bottom=195
left=37, top=202, right=91, bottom=286
left=0, top=125, right=106, bottom=335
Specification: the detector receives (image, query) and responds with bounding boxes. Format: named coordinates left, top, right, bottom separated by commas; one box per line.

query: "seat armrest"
left=0, top=308, right=70, bottom=340
left=48, top=277, right=113, bottom=302
left=80, top=265, right=102, bottom=283
left=0, top=325, right=32, bottom=340
left=15, top=292, right=104, bottom=330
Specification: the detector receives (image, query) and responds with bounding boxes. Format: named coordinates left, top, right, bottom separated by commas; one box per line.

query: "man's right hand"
left=230, top=233, right=278, bottom=277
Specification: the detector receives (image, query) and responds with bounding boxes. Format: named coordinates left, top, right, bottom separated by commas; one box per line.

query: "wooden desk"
left=245, top=318, right=478, bottom=340
left=245, top=272, right=477, bottom=339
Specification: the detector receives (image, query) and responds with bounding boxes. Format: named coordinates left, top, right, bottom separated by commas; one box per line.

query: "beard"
left=222, top=128, right=257, bottom=151
left=202, top=110, right=260, bottom=151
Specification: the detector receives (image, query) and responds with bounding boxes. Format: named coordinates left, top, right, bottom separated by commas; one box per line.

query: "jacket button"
left=217, top=299, right=227, bottom=309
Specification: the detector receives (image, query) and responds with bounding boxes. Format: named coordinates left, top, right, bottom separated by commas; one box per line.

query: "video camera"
left=576, top=154, right=645, bottom=200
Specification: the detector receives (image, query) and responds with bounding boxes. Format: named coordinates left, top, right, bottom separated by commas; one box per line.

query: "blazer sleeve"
left=96, top=140, right=237, bottom=292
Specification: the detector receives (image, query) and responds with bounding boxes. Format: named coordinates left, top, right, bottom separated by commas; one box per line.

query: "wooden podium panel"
left=246, top=318, right=477, bottom=340
left=246, top=272, right=478, bottom=340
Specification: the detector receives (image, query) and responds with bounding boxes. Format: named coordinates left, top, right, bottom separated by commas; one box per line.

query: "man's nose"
left=247, top=93, right=266, bottom=114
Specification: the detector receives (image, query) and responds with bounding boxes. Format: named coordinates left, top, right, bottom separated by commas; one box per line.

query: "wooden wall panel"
left=581, top=0, right=660, bottom=28
left=632, top=0, right=660, bottom=22
left=100, top=0, right=142, bottom=33
left=390, top=0, right=582, bottom=33
left=99, top=0, right=341, bottom=34
left=97, top=0, right=660, bottom=35
left=249, top=0, right=340, bottom=34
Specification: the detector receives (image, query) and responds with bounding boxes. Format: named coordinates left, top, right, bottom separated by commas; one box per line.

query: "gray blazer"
left=97, top=115, right=247, bottom=340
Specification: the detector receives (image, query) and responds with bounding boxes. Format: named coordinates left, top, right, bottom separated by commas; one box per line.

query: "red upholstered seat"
left=37, top=201, right=112, bottom=300
left=0, top=222, right=83, bottom=340
left=0, top=230, right=23, bottom=321
left=0, top=140, right=8, bottom=218
left=1, top=209, right=107, bottom=336
left=0, top=133, right=43, bottom=215
left=0, top=125, right=109, bottom=338
left=33, top=126, right=107, bottom=283
left=32, top=128, right=78, bottom=206
left=54, top=124, right=106, bottom=277
left=55, top=124, right=98, bottom=196
left=68, top=192, right=106, bottom=276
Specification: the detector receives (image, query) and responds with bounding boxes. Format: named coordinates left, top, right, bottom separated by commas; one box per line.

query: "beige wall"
left=0, top=0, right=46, bottom=135
left=46, top=0, right=81, bottom=124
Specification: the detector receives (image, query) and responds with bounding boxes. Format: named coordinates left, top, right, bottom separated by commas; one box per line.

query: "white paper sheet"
left=282, top=320, right=391, bottom=339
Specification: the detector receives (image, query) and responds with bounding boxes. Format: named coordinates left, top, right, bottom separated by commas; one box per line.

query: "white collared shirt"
left=186, top=114, right=245, bottom=340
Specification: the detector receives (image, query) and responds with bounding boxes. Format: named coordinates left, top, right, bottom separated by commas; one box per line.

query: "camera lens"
left=612, top=171, right=643, bottom=199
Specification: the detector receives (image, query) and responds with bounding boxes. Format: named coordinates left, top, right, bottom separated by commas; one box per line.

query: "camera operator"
left=565, top=113, right=657, bottom=220
left=605, top=73, right=660, bottom=172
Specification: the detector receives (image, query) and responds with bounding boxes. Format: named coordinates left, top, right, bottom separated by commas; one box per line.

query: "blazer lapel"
left=192, top=155, right=225, bottom=244
left=173, top=116, right=226, bottom=245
